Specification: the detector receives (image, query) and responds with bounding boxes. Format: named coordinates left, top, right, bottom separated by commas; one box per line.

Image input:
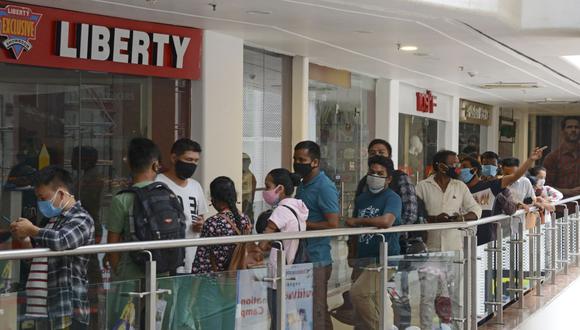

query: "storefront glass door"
left=309, top=74, right=374, bottom=217
left=0, top=63, right=190, bottom=231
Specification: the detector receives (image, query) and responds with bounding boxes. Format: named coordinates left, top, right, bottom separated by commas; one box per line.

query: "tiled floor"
left=479, top=265, right=580, bottom=330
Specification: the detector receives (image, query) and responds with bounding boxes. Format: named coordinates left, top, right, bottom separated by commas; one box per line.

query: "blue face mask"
left=37, top=190, right=65, bottom=218
left=459, top=168, right=475, bottom=184
left=481, top=165, right=498, bottom=177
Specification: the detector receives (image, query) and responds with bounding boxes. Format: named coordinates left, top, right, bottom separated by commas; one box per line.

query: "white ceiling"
left=18, top=0, right=580, bottom=113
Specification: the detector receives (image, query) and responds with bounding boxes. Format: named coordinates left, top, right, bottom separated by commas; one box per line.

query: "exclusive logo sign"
left=0, top=5, right=41, bottom=59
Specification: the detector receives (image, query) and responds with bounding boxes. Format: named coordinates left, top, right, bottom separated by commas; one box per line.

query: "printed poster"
left=235, top=263, right=314, bottom=330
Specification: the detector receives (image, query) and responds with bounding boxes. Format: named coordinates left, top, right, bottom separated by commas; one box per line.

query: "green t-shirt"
left=105, top=181, right=152, bottom=282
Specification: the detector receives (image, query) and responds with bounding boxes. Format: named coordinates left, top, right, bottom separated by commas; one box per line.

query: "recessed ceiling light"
left=246, top=10, right=272, bottom=15
left=398, top=44, right=418, bottom=52
left=562, top=55, right=580, bottom=70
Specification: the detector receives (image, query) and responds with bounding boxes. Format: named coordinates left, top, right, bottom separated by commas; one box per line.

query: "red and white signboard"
left=416, top=90, right=437, bottom=113
left=0, top=2, right=202, bottom=80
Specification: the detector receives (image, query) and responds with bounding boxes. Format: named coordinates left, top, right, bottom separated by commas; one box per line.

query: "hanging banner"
left=235, top=263, right=314, bottom=330
left=0, top=2, right=202, bottom=79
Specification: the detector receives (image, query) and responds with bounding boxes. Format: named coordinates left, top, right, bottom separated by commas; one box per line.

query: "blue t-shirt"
left=354, top=188, right=402, bottom=264
left=295, top=171, right=339, bottom=265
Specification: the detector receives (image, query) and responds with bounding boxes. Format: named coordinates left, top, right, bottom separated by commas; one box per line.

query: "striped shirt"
left=30, top=201, right=95, bottom=329
left=25, top=219, right=56, bottom=317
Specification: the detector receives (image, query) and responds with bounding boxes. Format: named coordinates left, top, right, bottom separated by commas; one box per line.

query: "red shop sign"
left=416, top=90, right=437, bottom=113
left=0, top=2, right=202, bottom=80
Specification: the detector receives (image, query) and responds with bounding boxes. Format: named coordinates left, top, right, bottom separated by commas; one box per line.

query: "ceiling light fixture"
left=246, top=10, right=272, bottom=15
left=562, top=55, right=580, bottom=70
left=479, top=82, right=539, bottom=89
left=397, top=43, right=418, bottom=52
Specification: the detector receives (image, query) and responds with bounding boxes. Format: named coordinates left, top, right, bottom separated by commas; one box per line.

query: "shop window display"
left=398, top=114, right=440, bottom=184
left=309, top=74, right=374, bottom=216
left=459, top=123, right=482, bottom=157
left=0, top=64, right=190, bottom=229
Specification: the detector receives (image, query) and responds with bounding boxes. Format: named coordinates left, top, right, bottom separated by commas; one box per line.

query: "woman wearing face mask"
left=257, top=168, right=309, bottom=330
left=192, top=176, right=251, bottom=330
left=529, top=166, right=563, bottom=202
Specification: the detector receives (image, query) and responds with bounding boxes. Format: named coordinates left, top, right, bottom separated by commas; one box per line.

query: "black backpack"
left=265, top=205, right=310, bottom=264
left=118, top=182, right=187, bottom=274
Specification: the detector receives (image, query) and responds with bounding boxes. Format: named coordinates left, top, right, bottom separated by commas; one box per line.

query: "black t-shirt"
left=469, top=179, right=505, bottom=245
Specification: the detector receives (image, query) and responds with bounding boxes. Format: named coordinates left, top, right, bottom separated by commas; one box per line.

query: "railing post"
left=528, top=214, right=535, bottom=291
left=495, top=222, right=504, bottom=324
left=463, top=228, right=477, bottom=330
left=535, top=214, right=543, bottom=297
left=550, top=211, right=558, bottom=284
left=508, top=215, right=515, bottom=300
left=573, top=202, right=580, bottom=267
left=145, top=255, right=157, bottom=330
left=517, top=215, right=525, bottom=308
left=275, top=244, right=287, bottom=330
left=563, top=206, right=570, bottom=275
left=379, top=240, right=389, bottom=330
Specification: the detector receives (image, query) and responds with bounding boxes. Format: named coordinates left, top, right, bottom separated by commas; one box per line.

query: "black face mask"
left=175, top=160, right=197, bottom=180
left=440, top=164, right=459, bottom=179
left=293, top=162, right=313, bottom=178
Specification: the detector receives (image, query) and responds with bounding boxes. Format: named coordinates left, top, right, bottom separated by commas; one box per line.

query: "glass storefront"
left=242, top=47, right=292, bottom=222
left=459, top=122, right=482, bottom=156
left=398, top=114, right=441, bottom=184
left=309, top=74, right=374, bottom=216
left=0, top=63, right=191, bottom=232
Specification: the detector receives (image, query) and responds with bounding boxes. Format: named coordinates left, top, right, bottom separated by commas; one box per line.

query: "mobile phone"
left=192, top=215, right=201, bottom=223
left=539, top=146, right=548, bottom=152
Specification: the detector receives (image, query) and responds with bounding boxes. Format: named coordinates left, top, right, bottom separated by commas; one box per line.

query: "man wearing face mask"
left=105, top=138, right=162, bottom=282
left=156, top=138, right=208, bottom=274
left=415, top=150, right=482, bottom=251
left=346, top=156, right=401, bottom=329
left=294, top=140, right=339, bottom=330
left=460, top=147, right=544, bottom=245
left=10, top=165, right=94, bottom=330
left=415, top=151, right=481, bottom=330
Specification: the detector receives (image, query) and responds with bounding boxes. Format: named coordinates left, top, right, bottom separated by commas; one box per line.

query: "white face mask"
left=537, top=179, right=546, bottom=187
left=367, top=174, right=387, bottom=194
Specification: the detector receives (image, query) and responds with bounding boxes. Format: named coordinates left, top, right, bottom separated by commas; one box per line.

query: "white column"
left=446, top=96, right=460, bottom=152
left=375, top=78, right=400, bottom=165
left=191, top=31, right=244, bottom=201
left=517, top=111, right=530, bottom=161
left=292, top=56, right=309, bottom=147
left=486, top=105, right=500, bottom=153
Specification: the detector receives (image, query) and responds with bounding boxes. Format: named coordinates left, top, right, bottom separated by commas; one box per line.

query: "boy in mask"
left=294, top=140, right=339, bottom=330
left=460, top=147, right=544, bottom=245
left=11, top=165, right=95, bottom=329
left=156, top=138, right=208, bottom=274
left=346, top=156, right=401, bottom=329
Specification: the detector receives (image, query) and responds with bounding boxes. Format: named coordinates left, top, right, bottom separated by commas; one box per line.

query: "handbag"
left=209, top=213, right=264, bottom=298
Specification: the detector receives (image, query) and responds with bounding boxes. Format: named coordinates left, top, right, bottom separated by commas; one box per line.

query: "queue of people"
left=5, top=115, right=577, bottom=330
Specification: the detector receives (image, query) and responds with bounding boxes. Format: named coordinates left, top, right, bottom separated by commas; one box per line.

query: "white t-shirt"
left=508, top=177, right=535, bottom=204
left=157, top=173, right=209, bottom=273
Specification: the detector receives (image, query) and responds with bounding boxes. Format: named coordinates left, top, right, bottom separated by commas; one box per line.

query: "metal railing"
left=1, top=196, right=579, bottom=330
